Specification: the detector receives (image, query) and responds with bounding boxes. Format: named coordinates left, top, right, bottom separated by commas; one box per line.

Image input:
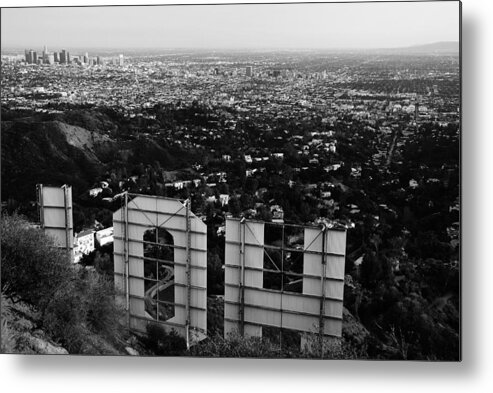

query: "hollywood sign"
left=113, top=194, right=207, bottom=349
left=38, top=186, right=346, bottom=349
left=224, top=218, right=346, bottom=349
left=37, top=184, right=74, bottom=263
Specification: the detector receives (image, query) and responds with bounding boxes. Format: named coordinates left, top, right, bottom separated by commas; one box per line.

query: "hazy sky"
left=1, top=1, right=460, bottom=50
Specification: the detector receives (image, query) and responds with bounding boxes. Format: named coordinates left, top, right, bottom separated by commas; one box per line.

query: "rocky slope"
left=1, top=294, right=142, bottom=356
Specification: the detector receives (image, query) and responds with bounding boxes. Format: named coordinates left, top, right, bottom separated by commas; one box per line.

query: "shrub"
left=206, top=297, right=224, bottom=337
left=82, top=270, right=125, bottom=340
left=1, top=213, right=72, bottom=310
left=1, top=292, right=16, bottom=353
left=189, top=331, right=364, bottom=359
left=141, top=324, right=187, bottom=356
left=42, top=279, right=90, bottom=353
left=299, top=333, right=363, bottom=359
left=188, top=331, right=289, bottom=358
left=1, top=213, right=125, bottom=354
left=42, top=270, right=125, bottom=353
left=80, top=243, right=114, bottom=278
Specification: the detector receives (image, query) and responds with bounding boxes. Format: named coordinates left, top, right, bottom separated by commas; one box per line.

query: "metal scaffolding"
left=225, top=218, right=346, bottom=354
left=36, top=184, right=74, bottom=263
left=113, top=193, right=207, bottom=348
left=185, top=198, right=192, bottom=350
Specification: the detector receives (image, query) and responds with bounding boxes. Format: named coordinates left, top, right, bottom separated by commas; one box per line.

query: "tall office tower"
left=53, top=52, right=59, bottom=63
left=60, top=49, right=66, bottom=64
left=96, top=56, right=101, bottom=65
left=66, top=51, right=71, bottom=64
left=32, top=51, right=38, bottom=64
left=118, top=54, right=124, bottom=66
left=246, top=65, right=252, bottom=77
left=24, top=49, right=30, bottom=63
left=28, top=49, right=35, bottom=64
left=84, top=52, right=89, bottom=64
left=47, top=53, right=55, bottom=65
left=42, top=45, right=48, bottom=63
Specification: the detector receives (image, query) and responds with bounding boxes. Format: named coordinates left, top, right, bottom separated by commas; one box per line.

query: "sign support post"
left=185, top=199, right=192, bottom=349
left=239, top=217, right=246, bottom=336
left=319, top=224, right=328, bottom=359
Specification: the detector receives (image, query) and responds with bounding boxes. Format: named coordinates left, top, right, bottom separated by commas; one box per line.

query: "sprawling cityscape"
left=1, top=2, right=460, bottom=361
left=20, top=45, right=124, bottom=67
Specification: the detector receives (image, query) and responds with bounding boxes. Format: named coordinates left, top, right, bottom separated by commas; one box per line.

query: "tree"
left=244, top=177, right=258, bottom=194
left=207, top=251, right=224, bottom=295
left=228, top=197, right=241, bottom=216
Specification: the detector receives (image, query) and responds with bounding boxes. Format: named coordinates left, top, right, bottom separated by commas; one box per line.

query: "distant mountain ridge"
left=389, top=41, right=459, bottom=54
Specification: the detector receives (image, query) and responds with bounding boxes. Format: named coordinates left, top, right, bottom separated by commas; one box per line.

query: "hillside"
left=51, top=120, right=112, bottom=157
left=1, top=294, right=126, bottom=355
left=1, top=110, right=191, bottom=204
left=0, top=214, right=143, bottom=355
left=1, top=119, right=108, bottom=202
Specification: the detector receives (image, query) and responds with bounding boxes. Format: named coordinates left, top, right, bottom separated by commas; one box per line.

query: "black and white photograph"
left=1, top=0, right=461, bottom=363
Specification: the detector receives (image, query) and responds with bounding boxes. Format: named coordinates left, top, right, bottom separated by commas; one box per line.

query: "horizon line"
left=1, top=40, right=460, bottom=53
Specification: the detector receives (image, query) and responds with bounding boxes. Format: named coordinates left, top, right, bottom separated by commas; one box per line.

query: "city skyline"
left=1, top=1, right=460, bottom=50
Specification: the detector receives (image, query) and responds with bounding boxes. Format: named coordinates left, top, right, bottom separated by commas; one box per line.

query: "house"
left=173, top=181, right=184, bottom=190
left=206, top=196, right=217, bottom=204
left=89, top=187, right=103, bottom=197
left=74, top=229, right=95, bottom=264
left=354, top=254, right=364, bottom=267
left=219, top=194, right=230, bottom=206
left=324, top=164, right=341, bottom=172
left=96, top=227, right=114, bottom=247
left=304, top=184, right=318, bottom=191
left=270, top=205, right=284, bottom=222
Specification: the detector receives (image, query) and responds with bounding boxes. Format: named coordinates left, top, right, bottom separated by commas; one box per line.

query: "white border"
left=2, top=0, right=492, bottom=392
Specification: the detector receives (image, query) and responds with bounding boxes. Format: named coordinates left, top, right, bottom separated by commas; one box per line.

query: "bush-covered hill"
left=0, top=213, right=133, bottom=355
left=1, top=119, right=106, bottom=202
left=1, top=109, right=195, bottom=205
